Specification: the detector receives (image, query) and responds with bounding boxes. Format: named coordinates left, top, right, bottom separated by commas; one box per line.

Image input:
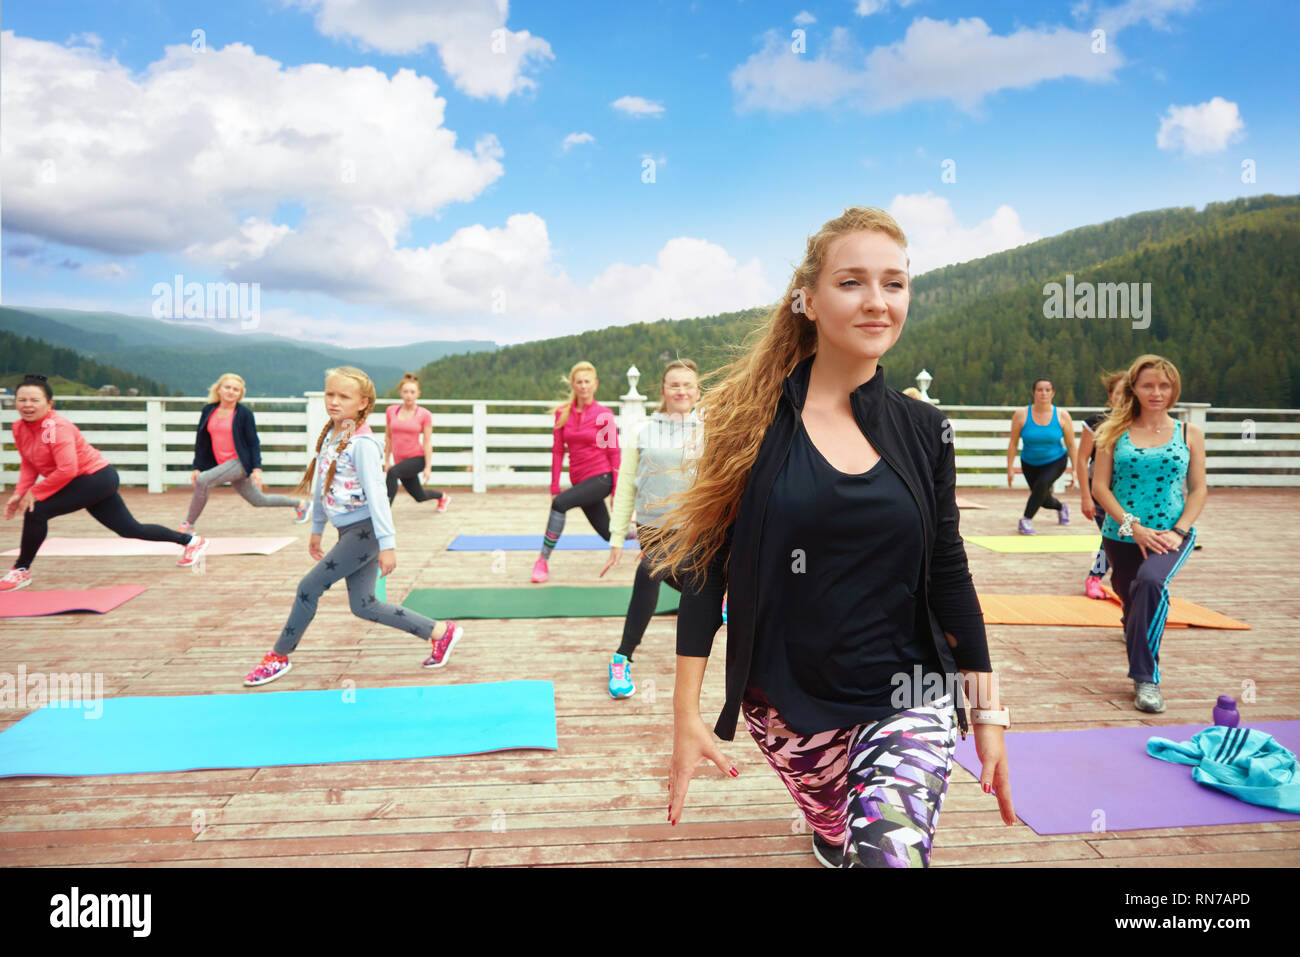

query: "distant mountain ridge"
left=0, top=306, right=497, bottom=396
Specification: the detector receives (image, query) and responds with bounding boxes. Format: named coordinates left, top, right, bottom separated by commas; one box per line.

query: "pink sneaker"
left=0, top=567, right=32, bottom=592
left=531, top=557, right=549, bottom=583
left=423, top=621, right=463, bottom=669
left=177, top=534, right=209, bottom=567
left=1085, top=575, right=1107, bottom=600
left=436, top=495, right=450, bottom=513
left=244, top=652, right=292, bottom=687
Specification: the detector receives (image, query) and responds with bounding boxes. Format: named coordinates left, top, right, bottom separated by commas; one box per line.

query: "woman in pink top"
left=383, top=374, right=448, bottom=512
left=2, top=375, right=208, bottom=591
left=531, top=361, right=621, bottom=583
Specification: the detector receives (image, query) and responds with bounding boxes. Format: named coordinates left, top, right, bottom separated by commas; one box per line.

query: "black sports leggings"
left=14, top=466, right=190, bottom=569
left=1021, top=454, right=1068, bottom=519
left=386, top=456, right=443, bottom=504
left=541, top=472, right=613, bottom=559
left=617, top=524, right=685, bottom=659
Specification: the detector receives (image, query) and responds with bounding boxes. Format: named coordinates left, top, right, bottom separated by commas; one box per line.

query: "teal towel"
left=1147, top=726, right=1300, bottom=813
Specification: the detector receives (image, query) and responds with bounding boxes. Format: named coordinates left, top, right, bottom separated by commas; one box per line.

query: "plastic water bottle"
left=1212, top=695, right=1239, bottom=728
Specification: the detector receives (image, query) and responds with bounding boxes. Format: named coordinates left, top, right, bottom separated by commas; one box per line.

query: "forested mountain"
left=406, top=195, right=1300, bottom=408
left=1, top=328, right=173, bottom=396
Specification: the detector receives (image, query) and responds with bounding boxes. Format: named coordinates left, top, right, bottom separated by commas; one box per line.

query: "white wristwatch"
left=970, top=708, right=1011, bottom=728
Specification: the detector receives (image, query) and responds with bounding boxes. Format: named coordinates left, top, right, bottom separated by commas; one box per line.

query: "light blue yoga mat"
left=448, top=533, right=636, bottom=551
left=0, top=681, right=557, bottom=778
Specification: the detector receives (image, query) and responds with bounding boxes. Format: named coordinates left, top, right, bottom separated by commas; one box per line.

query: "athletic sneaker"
left=531, top=557, right=549, bottom=583
left=608, top=653, right=635, bottom=698
left=1134, top=681, right=1166, bottom=713
left=1085, top=575, right=1107, bottom=600
left=244, top=652, right=292, bottom=687
left=812, top=832, right=846, bottom=869
left=177, top=534, right=209, bottom=567
left=1017, top=518, right=1035, bottom=535
left=0, top=567, right=32, bottom=592
left=423, top=621, right=463, bottom=669
left=436, top=495, right=450, bottom=513
left=293, top=501, right=311, bottom=524
left=178, top=520, right=195, bottom=535
left=1058, top=503, right=1071, bottom=525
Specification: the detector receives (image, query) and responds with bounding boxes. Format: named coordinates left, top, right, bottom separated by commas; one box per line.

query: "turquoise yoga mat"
left=0, top=681, right=557, bottom=778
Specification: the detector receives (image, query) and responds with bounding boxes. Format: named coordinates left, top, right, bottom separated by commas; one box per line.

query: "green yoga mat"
left=404, top=585, right=680, bottom=619
left=966, top=534, right=1102, bottom=553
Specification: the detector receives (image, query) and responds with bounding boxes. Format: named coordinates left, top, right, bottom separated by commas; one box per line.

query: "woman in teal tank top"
left=1092, top=355, right=1208, bottom=715
left=1006, top=378, right=1078, bottom=534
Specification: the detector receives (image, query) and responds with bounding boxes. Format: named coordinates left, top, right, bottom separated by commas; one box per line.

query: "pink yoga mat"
left=953, top=721, right=1300, bottom=835
left=0, top=585, right=147, bottom=618
left=1, top=536, right=296, bottom=557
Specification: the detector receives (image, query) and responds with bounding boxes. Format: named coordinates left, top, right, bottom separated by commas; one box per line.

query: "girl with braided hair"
left=243, top=367, right=463, bottom=686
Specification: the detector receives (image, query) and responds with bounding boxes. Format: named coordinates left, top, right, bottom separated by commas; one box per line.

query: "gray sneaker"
left=1134, top=681, right=1166, bottom=713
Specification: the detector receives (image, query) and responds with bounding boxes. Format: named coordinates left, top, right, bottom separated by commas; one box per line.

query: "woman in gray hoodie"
left=599, top=359, right=702, bottom=698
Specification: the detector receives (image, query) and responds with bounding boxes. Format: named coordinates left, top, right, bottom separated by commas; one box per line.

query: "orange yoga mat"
left=979, top=588, right=1248, bottom=630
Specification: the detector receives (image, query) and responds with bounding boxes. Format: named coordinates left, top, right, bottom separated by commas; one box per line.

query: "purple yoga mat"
left=953, top=721, right=1300, bottom=835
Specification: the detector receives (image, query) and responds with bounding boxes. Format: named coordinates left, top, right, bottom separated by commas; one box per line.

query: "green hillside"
left=1, top=328, right=174, bottom=397
left=407, top=195, right=1300, bottom=408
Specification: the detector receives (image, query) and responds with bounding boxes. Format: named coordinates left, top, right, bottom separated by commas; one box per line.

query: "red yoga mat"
left=0, top=585, right=147, bottom=618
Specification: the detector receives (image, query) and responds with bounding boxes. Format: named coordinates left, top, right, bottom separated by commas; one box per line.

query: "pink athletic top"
left=11, top=409, right=111, bottom=501
left=550, top=401, right=620, bottom=496
left=385, top=403, right=432, bottom=463
left=206, top=408, right=239, bottom=465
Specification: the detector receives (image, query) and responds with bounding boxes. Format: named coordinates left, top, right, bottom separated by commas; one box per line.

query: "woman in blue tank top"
left=1092, top=355, right=1207, bottom=715
left=1006, top=378, right=1078, bottom=534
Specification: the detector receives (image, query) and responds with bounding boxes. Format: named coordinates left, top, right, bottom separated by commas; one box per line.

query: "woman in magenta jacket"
left=531, top=361, right=621, bottom=583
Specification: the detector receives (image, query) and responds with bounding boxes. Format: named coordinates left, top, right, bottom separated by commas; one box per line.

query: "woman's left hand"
left=1155, top=529, right=1184, bottom=551
left=4, top=491, right=35, bottom=520
left=422, top=467, right=431, bottom=485
left=378, top=549, right=396, bottom=578
left=974, top=724, right=1016, bottom=825
left=250, top=468, right=263, bottom=491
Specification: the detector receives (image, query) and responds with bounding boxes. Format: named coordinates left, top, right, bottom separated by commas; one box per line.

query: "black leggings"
left=14, top=467, right=190, bottom=569
left=618, top=524, right=686, bottom=659
left=1021, top=454, right=1068, bottom=518
left=386, top=456, right=443, bottom=504
left=541, top=472, right=613, bottom=559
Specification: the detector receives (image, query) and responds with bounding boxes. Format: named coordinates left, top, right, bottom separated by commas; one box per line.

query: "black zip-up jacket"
left=676, top=354, right=992, bottom=740
left=191, top=403, right=263, bottom=476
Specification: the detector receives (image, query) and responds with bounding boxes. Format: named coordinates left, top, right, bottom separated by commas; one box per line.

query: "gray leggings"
left=274, top=518, right=438, bottom=656
left=186, top=458, right=300, bottom=524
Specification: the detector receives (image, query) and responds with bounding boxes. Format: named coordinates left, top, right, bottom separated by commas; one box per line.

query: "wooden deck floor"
left=2, top=486, right=1298, bottom=868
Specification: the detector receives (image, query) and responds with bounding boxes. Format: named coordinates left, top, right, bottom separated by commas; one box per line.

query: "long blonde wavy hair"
left=294, top=366, right=378, bottom=496
left=207, top=373, right=246, bottom=404
left=651, top=207, right=909, bottom=583
left=554, top=361, right=597, bottom=429
left=1093, top=355, right=1182, bottom=452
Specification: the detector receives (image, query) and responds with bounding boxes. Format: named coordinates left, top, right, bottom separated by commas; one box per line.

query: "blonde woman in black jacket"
left=655, top=208, right=1015, bottom=868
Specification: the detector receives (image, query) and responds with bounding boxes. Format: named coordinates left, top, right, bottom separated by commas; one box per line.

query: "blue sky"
left=2, top=0, right=1297, bottom=345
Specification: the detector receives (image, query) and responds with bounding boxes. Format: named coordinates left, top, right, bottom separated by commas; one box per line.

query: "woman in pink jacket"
left=2, top=374, right=208, bottom=591
left=531, top=362, right=621, bottom=583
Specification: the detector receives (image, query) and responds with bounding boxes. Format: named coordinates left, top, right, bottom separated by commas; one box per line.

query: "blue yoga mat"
left=448, top=533, right=636, bottom=551
left=0, top=681, right=557, bottom=778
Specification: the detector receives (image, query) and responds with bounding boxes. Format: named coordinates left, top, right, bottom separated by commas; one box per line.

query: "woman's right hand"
left=1130, top=523, right=1170, bottom=558
left=1080, top=495, right=1095, bottom=521
left=549, top=483, right=561, bottom=497
left=1006, top=466, right=1014, bottom=488
left=190, top=470, right=199, bottom=486
left=599, top=546, right=623, bottom=578
left=308, top=534, right=324, bottom=561
left=668, top=713, right=737, bottom=826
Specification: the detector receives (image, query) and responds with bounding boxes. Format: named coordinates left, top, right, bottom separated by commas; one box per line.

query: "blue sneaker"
left=1017, top=518, right=1035, bottom=535
left=608, top=653, right=635, bottom=698
left=294, top=500, right=311, bottom=524
left=1058, top=502, right=1070, bottom=525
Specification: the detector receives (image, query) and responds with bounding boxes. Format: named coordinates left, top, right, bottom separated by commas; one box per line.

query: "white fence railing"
left=2, top=372, right=1297, bottom=491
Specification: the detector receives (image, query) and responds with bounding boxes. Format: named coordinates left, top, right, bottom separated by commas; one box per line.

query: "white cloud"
left=734, top=15, right=1129, bottom=113
left=856, top=0, right=922, bottom=15
left=562, top=132, right=595, bottom=151
left=1095, top=0, right=1198, bottom=33
left=611, top=95, right=665, bottom=117
left=1, top=32, right=504, bottom=259
left=1156, top=97, right=1244, bottom=155
left=794, top=11, right=817, bottom=25
left=887, top=193, right=1041, bottom=275
left=285, top=0, right=553, bottom=100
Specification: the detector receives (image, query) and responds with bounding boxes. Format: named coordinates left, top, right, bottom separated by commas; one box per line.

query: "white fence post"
left=472, top=402, right=487, bottom=493
left=146, top=399, right=165, bottom=493
left=305, top=391, right=327, bottom=461
left=620, top=365, right=647, bottom=450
